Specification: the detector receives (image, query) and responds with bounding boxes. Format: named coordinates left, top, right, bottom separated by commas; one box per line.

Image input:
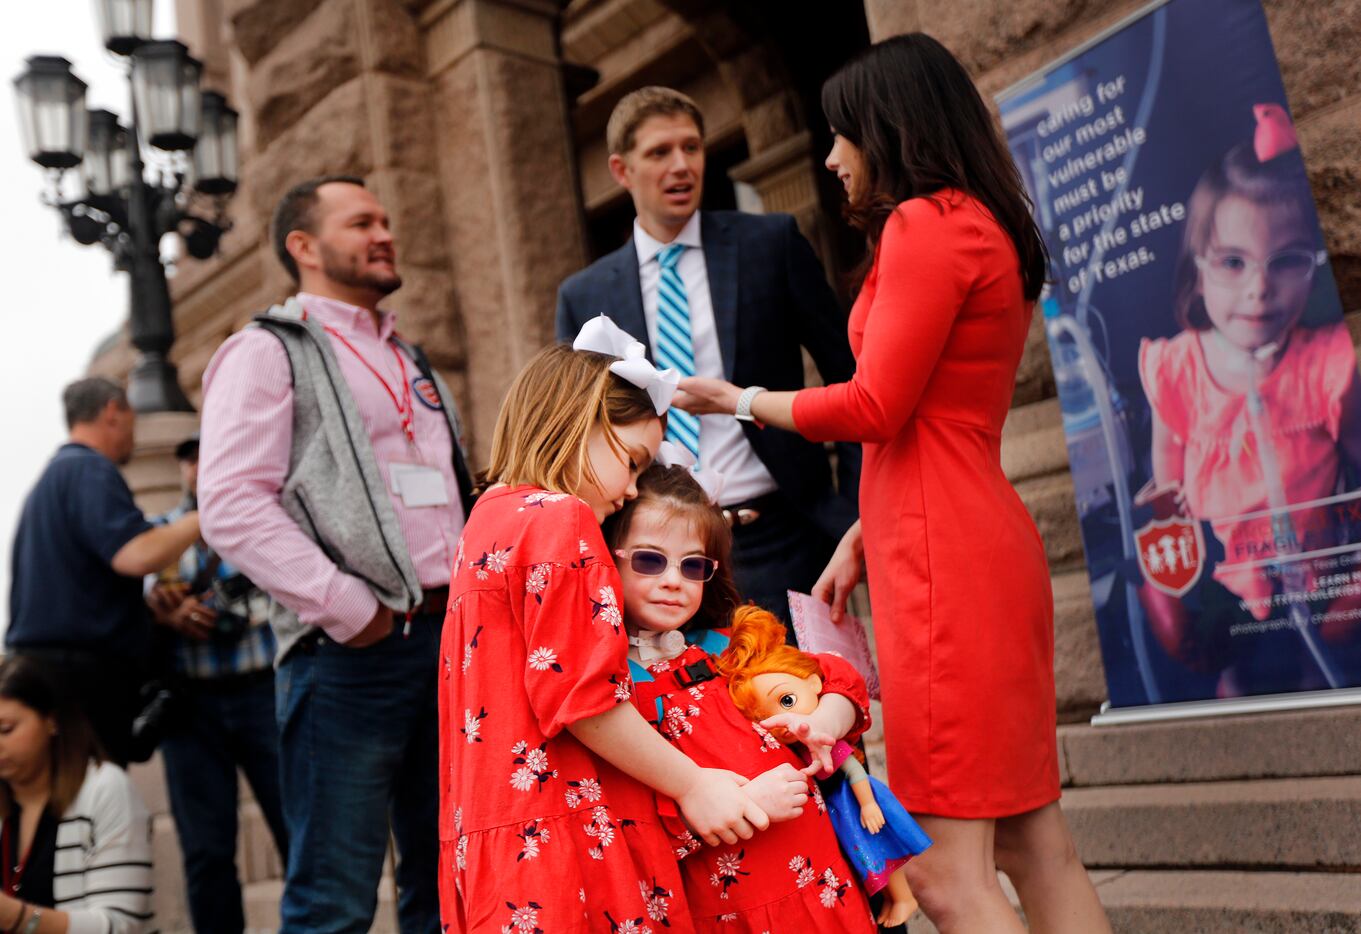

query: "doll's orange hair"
left=716, top=605, right=823, bottom=722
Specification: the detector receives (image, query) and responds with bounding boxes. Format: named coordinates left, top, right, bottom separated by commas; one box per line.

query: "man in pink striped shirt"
left=198, top=175, right=473, bottom=934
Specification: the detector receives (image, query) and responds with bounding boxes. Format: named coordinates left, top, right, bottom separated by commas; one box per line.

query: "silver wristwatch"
left=735, top=385, right=766, bottom=423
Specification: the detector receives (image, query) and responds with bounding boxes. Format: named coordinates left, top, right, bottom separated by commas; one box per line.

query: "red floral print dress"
left=630, top=631, right=876, bottom=932
left=439, top=485, right=695, bottom=933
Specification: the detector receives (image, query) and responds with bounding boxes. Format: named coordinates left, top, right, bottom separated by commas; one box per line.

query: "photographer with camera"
left=145, top=434, right=287, bottom=934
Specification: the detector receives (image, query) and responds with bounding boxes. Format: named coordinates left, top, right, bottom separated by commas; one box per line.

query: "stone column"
left=421, top=0, right=590, bottom=464
left=124, top=412, right=200, bottom=515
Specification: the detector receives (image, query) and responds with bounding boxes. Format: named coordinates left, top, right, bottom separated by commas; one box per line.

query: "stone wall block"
left=382, top=264, right=466, bottom=370
left=863, top=0, right=921, bottom=41
left=248, top=0, right=362, bottom=151
left=1001, top=397, right=1068, bottom=485
left=240, top=79, right=375, bottom=225
left=367, top=0, right=426, bottom=79
left=1263, top=1, right=1361, bottom=121
left=371, top=74, right=447, bottom=172
left=1013, top=305, right=1054, bottom=407
left=228, top=0, right=328, bottom=65
left=370, top=167, right=452, bottom=269
left=1298, top=98, right=1361, bottom=314
left=914, top=0, right=1096, bottom=79
left=1052, top=569, right=1108, bottom=717
left=1015, top=469, right=1087, bottom=572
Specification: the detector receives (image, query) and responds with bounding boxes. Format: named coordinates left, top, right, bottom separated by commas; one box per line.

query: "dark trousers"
left=729, top=497, right=839, bottom=628
left=275, top=613, right=442, bottom=934
left=160, top=671, right=288, bottom=934
left=7, top=646, right=140, bottom=767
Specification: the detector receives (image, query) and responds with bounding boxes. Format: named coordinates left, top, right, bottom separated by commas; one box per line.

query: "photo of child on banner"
left=1136, top=109, right=1361, bottom=699
left=997, top=0, right=1361, bottom=709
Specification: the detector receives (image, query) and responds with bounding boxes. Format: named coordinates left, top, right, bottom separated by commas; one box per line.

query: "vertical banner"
left=998, top=0, right=1361, bottom=713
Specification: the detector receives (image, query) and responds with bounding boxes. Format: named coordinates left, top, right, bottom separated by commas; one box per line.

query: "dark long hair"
left=0, top=656, right=102, bottom=817
left=604, top=465, right=741, bottom=631
left=821, top=33, right=1049, bottom=301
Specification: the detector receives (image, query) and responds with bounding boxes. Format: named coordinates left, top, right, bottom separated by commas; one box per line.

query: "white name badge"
left=388, top=462, right=451, bottom=508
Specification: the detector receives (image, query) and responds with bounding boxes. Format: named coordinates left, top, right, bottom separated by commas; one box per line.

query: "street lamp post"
left=13, top=1, right=239, bottom=413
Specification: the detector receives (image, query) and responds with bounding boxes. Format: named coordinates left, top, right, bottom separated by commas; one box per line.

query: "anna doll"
left=717, top=608, right=931, bottom=927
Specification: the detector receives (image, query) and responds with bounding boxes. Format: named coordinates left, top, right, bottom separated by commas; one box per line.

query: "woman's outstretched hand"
left=812, top=520, right=864, bottom=624
left=673, top=377, right=742, bottom=416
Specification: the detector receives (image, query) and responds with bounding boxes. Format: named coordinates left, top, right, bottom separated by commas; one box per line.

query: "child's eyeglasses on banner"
left=1195, top=248, right=1326, bottom=287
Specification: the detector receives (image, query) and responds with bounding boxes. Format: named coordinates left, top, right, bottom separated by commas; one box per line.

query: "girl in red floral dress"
left=439, top=338, right=789, bottom=933
left=604, top=464, right=877, bottom=933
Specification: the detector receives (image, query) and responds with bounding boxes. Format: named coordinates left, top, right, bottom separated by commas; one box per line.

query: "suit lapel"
left=608, top=240, right=651, bottom=359
left=702, top=212, right=738, bottom=379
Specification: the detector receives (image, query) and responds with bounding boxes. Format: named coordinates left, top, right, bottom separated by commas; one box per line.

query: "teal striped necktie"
left=655, top=243, right=700, bottom=460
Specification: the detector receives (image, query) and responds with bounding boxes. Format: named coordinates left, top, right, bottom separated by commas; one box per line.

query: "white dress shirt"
left=634, top=212, right=779, bottom=505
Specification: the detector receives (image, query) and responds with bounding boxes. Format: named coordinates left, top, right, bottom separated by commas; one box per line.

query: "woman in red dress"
left=675, top=34, right=1112, bottom=933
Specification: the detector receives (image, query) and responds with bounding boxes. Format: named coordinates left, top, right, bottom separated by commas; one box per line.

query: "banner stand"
left=1092, top=687, right=1361, bottom=727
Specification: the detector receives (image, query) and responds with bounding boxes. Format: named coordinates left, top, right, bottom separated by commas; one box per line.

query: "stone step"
left=1060, top=705, right=1361, bottom=787
left=911, top=869, right=1361, bottom=933
left=1062, top=775, right=1361, bottom=869
left=150, top=801, right=285, bottom=932
left=243, top=877, right=400, bottom=934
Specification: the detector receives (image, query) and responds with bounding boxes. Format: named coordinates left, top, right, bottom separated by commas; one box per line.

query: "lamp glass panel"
left=84, top=111, right=128, bottom=196
left=193, top=92, right=238, bottom=192
left=13, top=58, right=86, bottom=168
left=95, top=0, right=154, bottom=54
left=132, top=42, right=203, bottom=151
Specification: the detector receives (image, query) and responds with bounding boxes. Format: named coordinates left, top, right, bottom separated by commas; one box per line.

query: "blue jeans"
left=160, top=671, right=289, bottom=934
left=275, top=613, right=441, bottom=934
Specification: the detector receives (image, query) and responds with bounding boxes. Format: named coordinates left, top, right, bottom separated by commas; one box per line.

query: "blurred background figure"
left=145, top=433, right=287, bottom=934
left=0, top=654, right=154, bottom=933
left=6, top=378, right=199, bottom=766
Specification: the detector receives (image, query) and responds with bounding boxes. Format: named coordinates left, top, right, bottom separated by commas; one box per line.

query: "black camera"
left=129, top=680, right=180, bottom=763
left=201, top=573, right=256, bottom=640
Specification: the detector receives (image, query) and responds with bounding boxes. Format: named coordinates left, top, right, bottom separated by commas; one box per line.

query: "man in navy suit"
left=556, top=86, right=859, bottom=622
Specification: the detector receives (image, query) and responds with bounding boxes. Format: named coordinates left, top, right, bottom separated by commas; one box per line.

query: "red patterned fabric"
left=438, top=485, right=694, bottom=932
left=630, top=641, right=875, bottom=933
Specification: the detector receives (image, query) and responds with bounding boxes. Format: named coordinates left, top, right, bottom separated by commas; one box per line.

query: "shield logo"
left=1134, top=516, right=1205, bottom=597
left=411, top=376, right=443, bottom=411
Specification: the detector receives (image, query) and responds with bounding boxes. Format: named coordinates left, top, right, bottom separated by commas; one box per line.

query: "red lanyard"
left=324, top=326, right=415, bottom=444
left=1, top=821, right=26, bottom=896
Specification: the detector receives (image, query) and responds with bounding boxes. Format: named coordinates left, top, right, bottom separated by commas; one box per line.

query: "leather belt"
left=414, top=585, right=451, bottom=616
left=720, top=492, right=782, bottom=529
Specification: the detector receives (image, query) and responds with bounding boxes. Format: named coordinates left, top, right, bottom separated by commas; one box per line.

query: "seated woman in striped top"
left=0, top=656, right=154, bottom=934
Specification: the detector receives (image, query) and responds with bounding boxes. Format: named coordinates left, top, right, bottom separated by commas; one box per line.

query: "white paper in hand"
left=786, top=590, right=881, bottom=700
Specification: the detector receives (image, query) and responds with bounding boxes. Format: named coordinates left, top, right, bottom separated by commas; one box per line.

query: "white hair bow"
left=573, top=315, right=679, bottom=416
left=656, top=440, right=726, bottom=505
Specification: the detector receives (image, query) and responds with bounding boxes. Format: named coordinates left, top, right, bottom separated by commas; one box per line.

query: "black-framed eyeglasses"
left=614, top=548, right=719, bottom=582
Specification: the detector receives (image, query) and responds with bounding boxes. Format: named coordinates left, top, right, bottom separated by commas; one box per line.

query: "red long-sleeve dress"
left=792, top=191, right=1061, bottom=818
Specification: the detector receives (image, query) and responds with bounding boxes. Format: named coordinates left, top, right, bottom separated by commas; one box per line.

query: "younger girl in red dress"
left=439, top=329, right=785, bottom=933
left=605, top=462, right=877, bottom=933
